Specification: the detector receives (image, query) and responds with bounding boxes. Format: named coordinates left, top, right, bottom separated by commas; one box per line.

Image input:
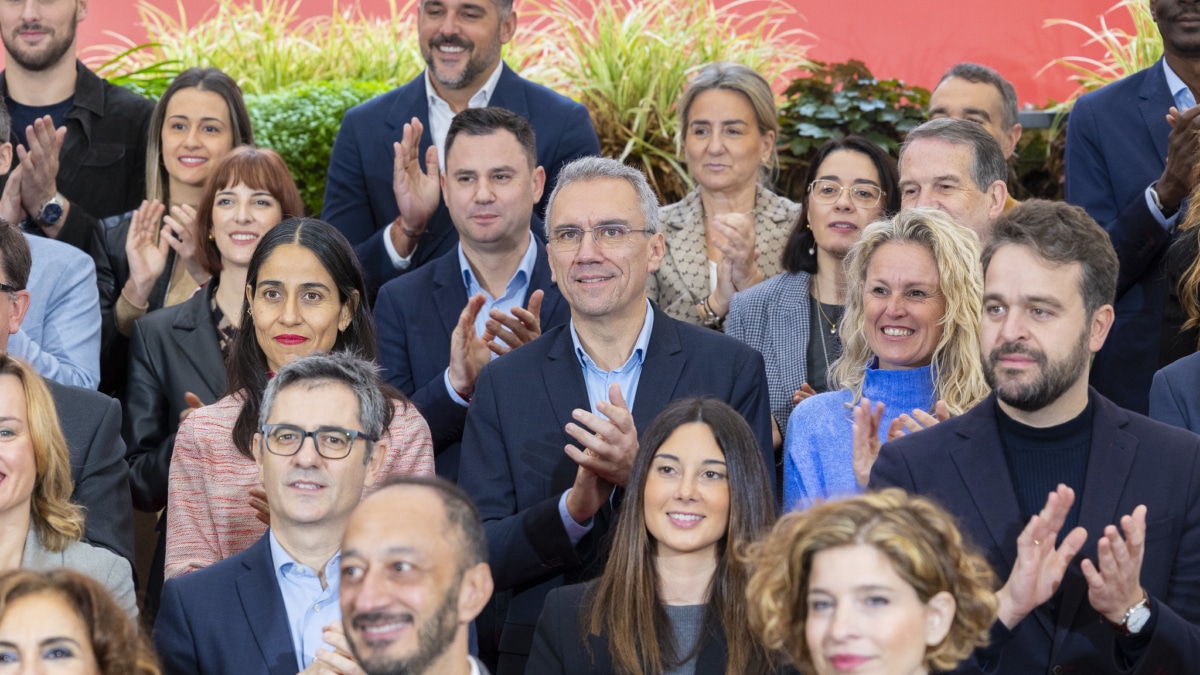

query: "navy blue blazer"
left=1149, top=350, right=1200, bottom=433
left=154, top=534, right=299, bottom=675
left=458, top=303, right=773, bottom=674
left=373, top=236, right=570, bottom=480
left=1065, top=60, right=1178, bottom=414
left=320, top=64, right=600, bottom=294
left=871, top=390, right=1200, bottom=674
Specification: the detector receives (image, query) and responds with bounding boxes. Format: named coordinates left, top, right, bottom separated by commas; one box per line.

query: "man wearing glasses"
left=897, top=117, right=1010, bottom=243
left=154, top=352, right=386, bottom=675
left=457, top=156, right=772, bottom=675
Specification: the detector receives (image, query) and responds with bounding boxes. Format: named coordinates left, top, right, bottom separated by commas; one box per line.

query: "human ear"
left=924, top=590, right=956, bottom=647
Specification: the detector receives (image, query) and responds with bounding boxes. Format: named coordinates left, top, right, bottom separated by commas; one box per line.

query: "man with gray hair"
left=457, top=156, right=772, bottom=674
left=929, top=63, right=1023, bottom=160
left=155, top=352, right=388, bottom=675
left=899, top=117, right=1010, bottom=243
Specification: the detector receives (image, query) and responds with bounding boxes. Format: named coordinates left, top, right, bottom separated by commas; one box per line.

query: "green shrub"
left=245, top=80, right=393, bottom=216
left=775, top=60, right=928, bottom=201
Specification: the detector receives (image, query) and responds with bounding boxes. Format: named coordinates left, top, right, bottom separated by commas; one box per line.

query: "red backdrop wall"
left=71, top=0, right=1130, bottom=106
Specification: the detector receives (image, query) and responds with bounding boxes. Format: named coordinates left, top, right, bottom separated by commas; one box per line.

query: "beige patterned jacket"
left=647, top=184, right=801, bottom=326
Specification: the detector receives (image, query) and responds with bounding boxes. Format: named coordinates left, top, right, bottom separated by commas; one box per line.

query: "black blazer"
left=526, top=582, right=733, bottom=675
left=373, top=232, right=570, bottom=480
left=124, top=282, right=226, bottom=512
left=459, top=304, right=772, bottom=674
left=871, top=390, right=1200, bottom=674
left=50, top=380, right=134, bottom=565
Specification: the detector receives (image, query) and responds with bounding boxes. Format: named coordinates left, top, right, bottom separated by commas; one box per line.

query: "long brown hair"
left=585, top=398, right=776, bottom=674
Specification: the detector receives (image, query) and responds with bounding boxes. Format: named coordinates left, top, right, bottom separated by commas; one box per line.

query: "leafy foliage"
left=776, top=60, right=929, bottom=200
left=1042, top=0, right=1162, bottom=105
left=245, top=80, right=393, bottom=216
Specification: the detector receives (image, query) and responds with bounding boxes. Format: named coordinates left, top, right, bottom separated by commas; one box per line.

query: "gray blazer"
left=21, top=527, right=137, bottom=620
left=647, top=185, right=800, bottom=325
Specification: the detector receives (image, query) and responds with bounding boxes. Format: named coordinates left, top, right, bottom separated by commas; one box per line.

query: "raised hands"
left=852, top=397, right=885, bottom=486
left=485, top=289, right=544, bottom=357
left=16, top=115, right=66, bottom=237
left=447, top=293, right=494, bottom=399
left=887, top=400, right=951, bottom=441
left=709, top=212, right=761, bottom=291
left=995, top=484, right=1088, bottom=629
left=390, top=117, right=441, bottom=254
left=564, top=383, right=639, bottom=488
left=163, top=203, right=209, bottom=285
left=1082, top=504, right=1148, bottom=624
left=0, top=165, right=25, bottom=225
left=300, top=621, right=367, bottom=675
left=1158, top=106, right=1200, bottom=210
left=124, top=200, right=170, bottom=306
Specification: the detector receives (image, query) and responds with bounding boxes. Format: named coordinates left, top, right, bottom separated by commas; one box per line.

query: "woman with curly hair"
left=783, top=208, right=988, bottom=507
left=744, top=489, right=997, bottom=675
left=0, top=568, right=159, bottom=674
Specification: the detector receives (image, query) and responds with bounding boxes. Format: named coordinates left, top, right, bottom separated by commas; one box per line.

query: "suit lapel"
left=385, top=75, right=434, bottom=155
left=530, top=242, right=565, bottom=323
left=543, top=326, right=592, bottom=433
left=170, top=285, right=226, bottom=399
left=236, top=537, right=301, bottom=675
left=486, top=64, right=533, bottom=122
left=431, top=252, right=468, bottom=342
left=1138, top=60, right=1174, bottom=166
left=629, top=306, right=685, bottom=431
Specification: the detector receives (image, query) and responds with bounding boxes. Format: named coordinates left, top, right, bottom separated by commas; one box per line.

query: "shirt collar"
left=458, top=230, right=538, bottom=293
left=424, top=61, right=505, bottom=111
left=1162, top=59, right=1196, bottom=110
left=269, top=528, right=341, bottom=578
left=570, top=299, right=655, bottom=371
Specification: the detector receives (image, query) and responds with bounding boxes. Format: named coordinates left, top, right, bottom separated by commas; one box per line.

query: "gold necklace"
left=812, top=275, right=838, bottom=335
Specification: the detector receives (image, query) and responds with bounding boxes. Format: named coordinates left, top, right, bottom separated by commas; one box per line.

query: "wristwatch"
left=1115, top=592, right=1151, bottom=635
left=36, top=192, right=65, bottom=226
left=1149, top=183, right=1179, bottom=219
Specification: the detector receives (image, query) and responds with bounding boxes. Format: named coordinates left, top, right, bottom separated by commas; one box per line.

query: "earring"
left=208, top=233, right=214, bottom=241
left=808, top=245, right=815, bottom=255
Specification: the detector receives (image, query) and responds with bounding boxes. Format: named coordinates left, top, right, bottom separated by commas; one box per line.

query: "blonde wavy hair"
left=743, top=489, right=998, bottom=673
left=830, top=208, right=989, bottom=414
left=0, top=355, right=84, bottom=552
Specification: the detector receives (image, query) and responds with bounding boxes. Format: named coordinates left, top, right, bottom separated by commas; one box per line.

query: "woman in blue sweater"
left=784, top=208, right=988, bottom=508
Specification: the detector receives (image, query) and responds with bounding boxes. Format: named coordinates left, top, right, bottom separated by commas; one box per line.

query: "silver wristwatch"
left=1117, top=592, right=1151, bottom=635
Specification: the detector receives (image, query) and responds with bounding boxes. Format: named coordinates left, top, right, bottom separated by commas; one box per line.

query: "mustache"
left=430, top=34, right=473, bottom=49
left=988, top=340, right=1046, bottom=363
left=352, top=611, right=414, bottom=629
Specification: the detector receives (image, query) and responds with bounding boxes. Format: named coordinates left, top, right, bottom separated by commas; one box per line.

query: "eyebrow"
left=809, top=583, right=897, bottom=594
left=689, top=117, right=749, bottom=126
left=818, top=174, right=881, bottom=187
left=551, top=218, right=630, bottom=230
left=343, top=545, right=421, bottom=558
left=0, top=416, right=22, bottom=424
left=454, top=165, right=518, bottom=176
left=257, top=280, right=334, bottom=293
left=983, top=292, right=1066, bottom=310
left=652, top=453, right=728, bottom=466
left=167, top=114, right=226, bottom=124
left=217, top=190, right=274, bottom=197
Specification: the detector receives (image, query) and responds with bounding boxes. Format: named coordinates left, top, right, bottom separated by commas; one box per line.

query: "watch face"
left=1126, top=605, right=1151, bottom=634
left=39, top=202, right=63, bottom=225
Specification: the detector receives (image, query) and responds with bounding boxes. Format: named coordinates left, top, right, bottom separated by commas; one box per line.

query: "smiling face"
left=0, top=591, right=99, bottom=674
left=1153, top=0, right=1200, bottom=58
left=805, top=544, right=950, bottom=675
left=341, top=487, right=486, bottom=675
left=899, top=138, right=998, bottom=242
left=248, top=244, right=355, bottom=373
left=418, top=0, right=515, bottom=93
left=546, top=178, right=665, bottom=326
left=442, top=129, right=544, bottom=251
left=212, top=182, right=284, bottom=270
left=254, top=382, right=383, bottom=532
left=161, top=87, right=235, bottom=196
left=0, top=374, right=34, bottom=526
left=928, top=77, right=1019, bottom=158
left=0, top=0, right=85, bottom=73
left=862, top=242, right=946, bottom=371
left=683, top=88, right=774, bottom=197
left=807, top=150, right=885, bottom=261
left=643, top=422, right=731, bottom=563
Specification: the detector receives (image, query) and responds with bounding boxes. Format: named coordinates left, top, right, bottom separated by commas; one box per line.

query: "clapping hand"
left=485, top=289, right=544, bottom=357
left=564, top=383, right=638, bottom=487
left=1082, top=505, right=1148, bottom=624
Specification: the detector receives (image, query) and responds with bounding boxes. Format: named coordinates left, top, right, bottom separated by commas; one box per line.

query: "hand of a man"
left=1158, top=106, right=1200, bottom=209
left=564, top=462, right=614, bottom=525
left=564, top=383, right=638, bottom=487
left=1082, top=504, right=1148, bottom=625
left=447, top=293, right=493, bottom=398
left=302, top=621, right=367, bottom=675
left=389, top=117, right=441, bottom=257
left=16, top=116, right=66, bottom=236
left=0, top=165, right=25, bottom=225
left=485, top=289, right=544, bottom=357
left=995, top=484, right=1088, bottom=629
left=852, top=397, right=885, bottom=487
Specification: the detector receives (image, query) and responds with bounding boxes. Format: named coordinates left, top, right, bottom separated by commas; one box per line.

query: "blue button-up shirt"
left=1146, top=60, right=1197, bottom=229
left=444, top=232, right=539, bottom=404
left=269, top=530, right=341, bottom=669
left=557, top=300, right=655, bottom=542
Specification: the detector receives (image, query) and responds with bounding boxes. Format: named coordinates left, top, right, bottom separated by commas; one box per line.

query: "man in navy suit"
left=1065, top=0, right=1200, bottom=413
left=154, top=353, right=388, bottom=674
left=457, top=157, right=773, bottom=674
left=872, top=201, right=1200, bottom=674
left=374, top=108, right=570, bottom=480
left=321, top=0, right=599, bottom=294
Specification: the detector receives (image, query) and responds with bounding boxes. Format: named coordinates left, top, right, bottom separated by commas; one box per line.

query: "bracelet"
left=699, top=296, right=724, bottom=330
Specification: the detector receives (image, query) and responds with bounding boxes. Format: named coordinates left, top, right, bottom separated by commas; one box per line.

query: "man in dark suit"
left=458, top=157, right=772, bottom=674
left=0, top=217, right=132, bottom=565
left=154, top=353, right=387, bottom=674
left=1065, top=0, right=1200, bottom=413
left=321, top=0, right=600, bottom=294
left=871, top=201, right=1200, bottom=674
left=374, top=108, right=570, bottom=480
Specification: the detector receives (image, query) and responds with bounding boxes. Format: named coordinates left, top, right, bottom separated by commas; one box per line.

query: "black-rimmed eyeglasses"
left=259, top=423, right=376, bottom=460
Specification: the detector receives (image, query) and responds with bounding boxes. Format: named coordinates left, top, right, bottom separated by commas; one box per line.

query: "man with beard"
left=154, top=353, right=387, bottom=674
left=0, top=0, right=151, bottom=278
left=322, top=0, right=600, bottom=295
left=871, top=200, right=1200, bottom=674
left=340, top=477, right=493, bottom=675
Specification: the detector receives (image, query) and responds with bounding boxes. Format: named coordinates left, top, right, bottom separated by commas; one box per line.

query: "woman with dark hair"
left=0, top=568, right=160, bottom=674
left=526, top=398, right=777, bottom=674
left=744, top=489, right=997, bottom=675
left=0, top=355, right=135, bottom=618
left=726, top=136, right=900, bottom=448
left=163, top=218, right=433, bottom=579
left=122, top=147, right=303, bottom=616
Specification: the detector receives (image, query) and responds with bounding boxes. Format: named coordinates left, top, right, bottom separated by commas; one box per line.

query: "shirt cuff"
left=558, top=490, right=593, bottom=545
left=383, top=222, right=415, bottom=271
left=1145, top=186, right=1181, bottom=230
left=444, top=369, right=470, bottom=408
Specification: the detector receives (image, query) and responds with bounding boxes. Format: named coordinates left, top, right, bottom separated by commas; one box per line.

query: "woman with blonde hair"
left=0, top=355, right=135, bottom=618
left=783, top=208, right=988, bottom=507
left=744, top=489, right=997, bottom=675
left=0, top=568, right=159, bottom=673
